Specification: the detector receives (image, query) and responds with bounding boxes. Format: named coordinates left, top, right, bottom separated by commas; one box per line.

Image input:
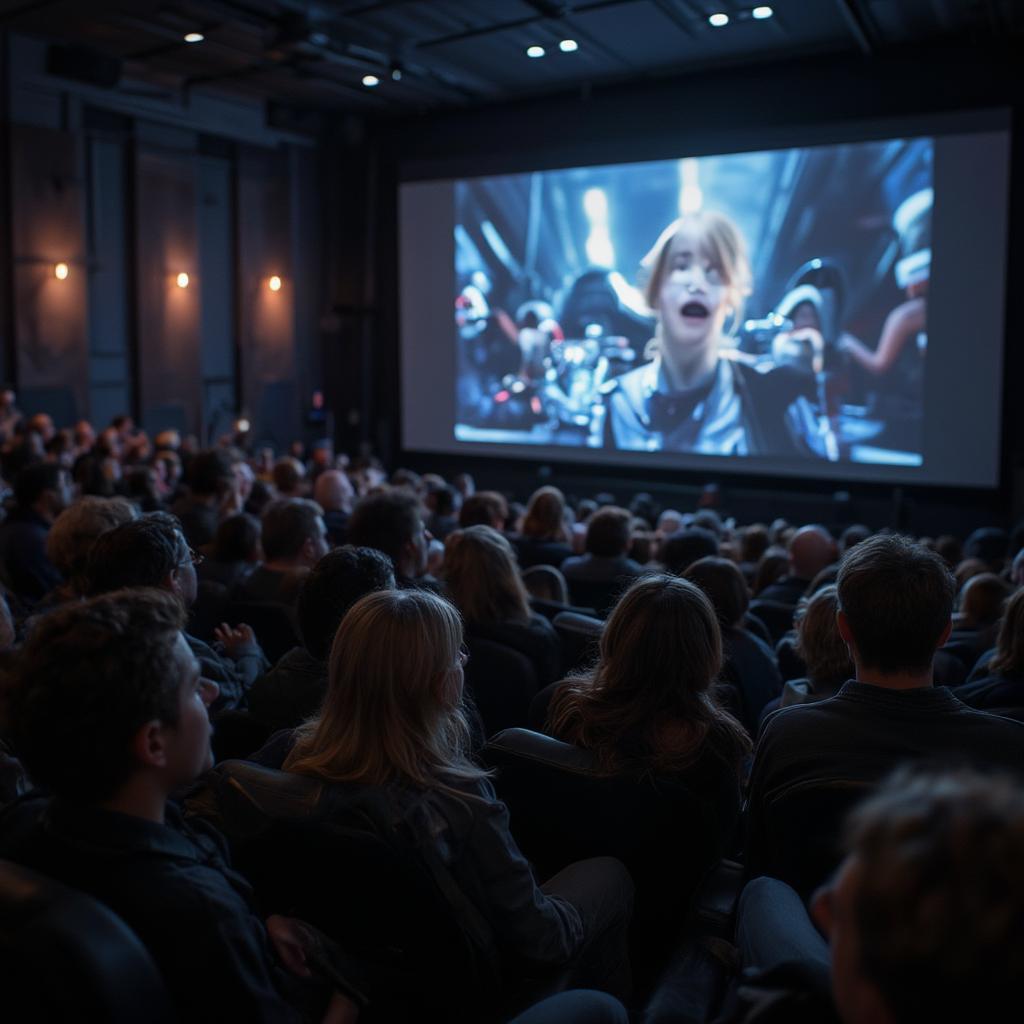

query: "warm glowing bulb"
left=362, top=74, right=379, bottom=87
left=54, top=262, right=69, bottom=280
left=184, top=32, right=204, bottom=43
left=176, top=272, right=190, bottom=288
left=268, top=275, right=282, bottom=292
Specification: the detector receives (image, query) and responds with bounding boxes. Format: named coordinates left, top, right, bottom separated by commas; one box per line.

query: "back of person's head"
left=85, top=512, right=185, bottom=594
left=794, top=584, right=853, bottom=690
left=934, top=534, right=962, bottom=568
left=548, top=574, right=749, bottom=775
left=431, top=484, right=459, bottom=518
left=8, top=589, right=197, bottom=803
left=954, top=557, right=988, bottom=593
left=660, top=526, right=719, bottom=575
left=521, top=486, right=566, bottom=541
left=963, top=526, right=1009, bottom=570
left=789, top=525, right=837, bottom=581
left=13, top=461, right=64, bottom=508
left=578, top=498, right=599, bottom=524
left=211, top=513, right=261, bottom=563
left=585, top=506, right=632, bottom=558
left=691, top=508, right=723, bottom=536
left=46, top=496, right=138, bottom=582
left=458, top=490, right=508, bottom=530
left=839, top=523, right=872, bottom=555
left=683, top=556, right=750, bottom=629
left=260, top=498, right=325, bottom=562
left=990, top=587, right=1024, bottom=676
left=284, top=589, right=480, bottom=790
left=818, top=767, right=1024, bottom=1024
left=739, top=524, right=769, bottom=565
left=958, top=572, right=1010, bottom=628
left=272, top=456, right=306, bottom=496
left=312, top=469, right=354, bottom=513
left=186, top=448, right=236, bottom=498
left=390, top=467, right=423, bottom=494
left=443, top=526, right=530, bottom=627
left=752, top=546, right=789, bottom=595
left=296, top=546, right=395, bottom=661
left=836, top=534, right=955, bottom=675
left=347, top=488, right=423, bottom=572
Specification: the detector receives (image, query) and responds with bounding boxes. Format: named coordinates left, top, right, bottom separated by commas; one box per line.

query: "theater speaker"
left=47, top=45, right=122, bottom=89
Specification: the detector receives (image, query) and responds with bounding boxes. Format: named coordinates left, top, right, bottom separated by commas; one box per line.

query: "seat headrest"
left=484, top=728, right=600, bottom=776
left=552, top=611, right=604, bottom=636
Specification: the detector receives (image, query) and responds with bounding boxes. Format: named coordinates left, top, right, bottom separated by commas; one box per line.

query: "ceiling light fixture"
left=183, top=32, right=204, bottom=44
left=362, top=74, right=379, bottom=87
left=559, top=39, right=578, bottom=53
left=391, top=66, right=402, bottom=81
left=752, top=5, right=774, bottom=18
left=54, top=262, right=69, bottom=280
left=708, top=13, right=729, bottom=27
left=526, top=45, right=545, bottom=58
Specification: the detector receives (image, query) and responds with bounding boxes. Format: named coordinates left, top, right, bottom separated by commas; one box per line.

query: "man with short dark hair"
left=459, top=491, right=509, bottom=531
left=560, top=507, right=643, bottom=613
left=0, top=589, right=353, bottom=1023
left=231, top=498, right=329, bottom=608
left=0, top=461, right=70, bottom=601
left=745, top=533, right=1024, bottom=893
left=347, top=489, right=437, bottom=590
left=171, top=448, right=241, bottom=549
left=86, top=512, right=268, bottom=709
left=247, top=547, right=395, bottom=732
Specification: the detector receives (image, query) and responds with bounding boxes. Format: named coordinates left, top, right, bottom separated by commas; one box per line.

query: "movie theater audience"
left=755, top=524, right=836, bottom=608
left=745, top=533, right=1024, bottom=896
left=955, top=585, right=1024, bottom=716
left=0, top=589, right=353, bottom=1023
left=511, top=486, right=574, bottom=569
left=346, top=487, right=438, bottom=591
left=171, top=449, right=240, bottom=550
left=560, top=506, right=645, bottom=616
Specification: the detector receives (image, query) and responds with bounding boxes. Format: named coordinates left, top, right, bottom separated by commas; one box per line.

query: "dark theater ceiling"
left=0, top=0, right=1019, bottom=115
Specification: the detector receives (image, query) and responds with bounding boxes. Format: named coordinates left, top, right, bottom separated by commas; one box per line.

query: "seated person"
left=539, top=574, right=749, bottom=849
left=745, top=534, right=1024, bottom=892
left=87, top=513, right=268, bottom=710
left=509, top=487, right=574, bottom=569
left=312, top=470, right=353, bottom=548
left=682, top=556, right=781, bottom=732
left=248, top=546, right=395, bottom=733
left=198, top=513, right=262, bottom=589
left=943, top=571, right=1011, bottom=673
left=170, top=448, right=240, bottom=549
left=658, top=525, right=719, bottom=576
left=42, top=495, right=138, bottom=604
left=425, top=483, right=461, bottom=542
left=0, top=462, right=70, bottom=603
left=443, top=526, right=561, bottom=686
left=560, top=507, right=644, bottom=615
left=347, top=488, right=439, bottom=592
left=253, top=588, right=633, bottom=999
left=0, top=589, right=352, bottom=1023
left=231, top=499, right=329, bottom=609
left=459, top=490, right=510, bottom=531
left=756, top=525, right=836, bottom=608
left=733, top=768, right=1024, bottom=1024
left=769, top=584, right=853, bottom=715
left=956, top=586, right=1024, bottom=715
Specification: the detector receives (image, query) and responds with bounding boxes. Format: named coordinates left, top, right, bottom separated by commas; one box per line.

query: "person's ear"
left=836, top=609, right=858, bottom=662
left=937, top=617, right=953, bottom=650
left=132, top=720, right=169, bottom=769
left=300, top=535, right=316, bottom=564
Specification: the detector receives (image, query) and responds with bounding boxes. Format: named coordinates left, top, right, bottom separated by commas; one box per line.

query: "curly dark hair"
left=9, top=589, right=187, bottom=802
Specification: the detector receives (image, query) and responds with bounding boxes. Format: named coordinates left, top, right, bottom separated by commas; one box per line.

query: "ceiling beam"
left=833, top=0, right=874, bottom=55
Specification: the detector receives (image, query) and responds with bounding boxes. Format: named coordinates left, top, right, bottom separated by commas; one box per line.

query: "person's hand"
left=265, top=915, right=312, bottom=977
left=213, top=622, right=256, bottom=658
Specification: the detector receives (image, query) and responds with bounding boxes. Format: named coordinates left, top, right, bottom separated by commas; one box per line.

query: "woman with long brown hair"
left=259, top=588, right=632, bottom=998
left=545, top=574, right=749, bottom=787
left=955, top=586, right=1024, bottom=716
left=510, top=486, right=574, bottom=569
left=443, top=525, right=561, bottom=685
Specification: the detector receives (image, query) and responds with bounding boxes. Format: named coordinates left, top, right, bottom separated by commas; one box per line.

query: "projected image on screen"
left=453, top=139, right=932, bottom=466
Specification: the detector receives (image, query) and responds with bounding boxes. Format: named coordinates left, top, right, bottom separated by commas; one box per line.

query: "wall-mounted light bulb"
left=176, top=272, right=190, bottom=288
left=268, top=275, right=282, bottom=292
left=54, top=262, right=69, bottom=280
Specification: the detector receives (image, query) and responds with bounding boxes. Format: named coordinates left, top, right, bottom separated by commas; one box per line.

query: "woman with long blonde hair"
left=444, top=525, right=561, bottom=684
left=268, top=588, right=632, bottom=994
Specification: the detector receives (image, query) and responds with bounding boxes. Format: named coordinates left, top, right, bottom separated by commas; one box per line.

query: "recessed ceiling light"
left=183, top=32, right=204, bottom=44
left=362, top=74, right=379, bottom=87
left=752, top=5, right=774, bottom=18
left=708, top=13, right=729, bottom=27
left=526, top=45, right=545, bottom=58
left=559, top=39, right=578, bottom=53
